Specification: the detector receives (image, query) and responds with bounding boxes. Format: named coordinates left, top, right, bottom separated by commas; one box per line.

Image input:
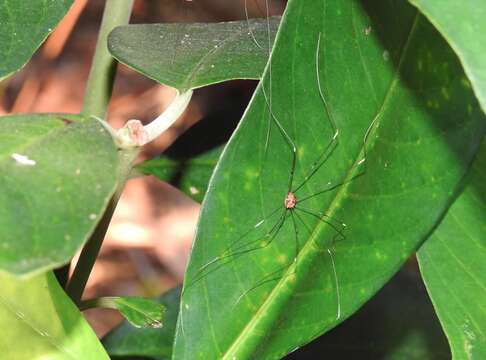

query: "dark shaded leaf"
left=417, top=139, right=486, bottom=359
left=137, top=146, right=223, bottom=202
left=409, top=0, right=486, bottom=113
left=289, top=269, right=450, bottom=359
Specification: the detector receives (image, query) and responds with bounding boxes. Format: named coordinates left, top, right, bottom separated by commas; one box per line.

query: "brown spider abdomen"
left=284, top=192, right=297, bottom=209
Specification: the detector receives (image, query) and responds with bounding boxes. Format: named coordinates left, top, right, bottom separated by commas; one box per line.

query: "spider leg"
left=185, top=208, right=288, bottom=290
left=293, top=209, right=341, bottom=320
left=233, top=208, right=302, bottom=306
left=294, top=205, right=346, bottom=244
left=293, top=32, right=340, bottom=194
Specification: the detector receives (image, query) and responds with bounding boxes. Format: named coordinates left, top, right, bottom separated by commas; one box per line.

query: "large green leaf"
left=102, top=287, right=181, bottom=359
left=417, top=139, right=486, bottom=360
left=137, top=146, right=223, bottom=203
left=0, top=0, right=73, bottom=81
left=175, top=0, right=485, bottom=358
left=0, top=114, right=119, bottom=275
left=108, top=17, right=279, bottom=91
left=0, top=271, right=108, bottom=359
left=408, top=0, right=486, bottom=114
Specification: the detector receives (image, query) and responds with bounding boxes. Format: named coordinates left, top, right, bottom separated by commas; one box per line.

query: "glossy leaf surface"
left=108, top=17, right=279, bottom=91
left=112, top=296, right=167, bottom=329
left=103, top=288, right=180, bottom=359
left=175, top=0, right=486, bottom=358
left=409, top=0, right=486, bottom=113
left=137, top=146, right=223, bottom=202
left=0, top=271, right=108, bottom=359
left=417, top=139, right=486, bottom=359
left=290, top=270, right=449, bottom=359
left=0, top=114, right=119, bottom=275
left=0, top=0, right=73, bottom=81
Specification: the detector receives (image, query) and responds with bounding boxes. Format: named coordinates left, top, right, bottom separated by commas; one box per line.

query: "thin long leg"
left=297, top=178, right=355, bottom=204
left=262, top=0, right=274, bottom=161
left=290, top=211, right=301, bottom=263
left=225, top=206, right=282, bottom=254
left=245, top=0, right=263, bottom=49
left=234, top=208, right=303, bottom=305
left=294, top=206, right=346, bottom=243
left=186, top=209, right=288, bottom=289
left=298, top=30, right=386, bottom=199
left=227, top=209, right=287, bottom=255
left=292, top=33, right=341, bottom=194
left=293, top=210, right=341, bottom=320
left=292, top=135, right=338, bottom=194
left=261, top=86, right=298, bottom=193
left=315, top=33, right=339, bottom=142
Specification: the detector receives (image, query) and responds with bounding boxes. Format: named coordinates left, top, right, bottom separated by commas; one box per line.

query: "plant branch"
left=79, top=296, right=118, bottom=311
left=66, top=150, right=137, bottom=304
left=67, top=0, right=134, bottom=304
left=81, top=0, right=134, bottom=119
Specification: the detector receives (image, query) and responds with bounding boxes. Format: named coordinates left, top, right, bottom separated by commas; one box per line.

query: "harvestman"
left=182, top=26, right=376, bottom=322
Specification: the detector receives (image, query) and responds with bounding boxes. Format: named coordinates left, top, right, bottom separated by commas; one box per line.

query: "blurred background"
left=0, top=0, right=286, bottom=336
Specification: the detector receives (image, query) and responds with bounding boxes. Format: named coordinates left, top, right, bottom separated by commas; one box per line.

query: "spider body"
left=284, top=192, right=297, bottom=209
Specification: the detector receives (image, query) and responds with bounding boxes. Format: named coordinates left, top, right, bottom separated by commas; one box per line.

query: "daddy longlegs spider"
left=182, top=24, right=375, bottom=323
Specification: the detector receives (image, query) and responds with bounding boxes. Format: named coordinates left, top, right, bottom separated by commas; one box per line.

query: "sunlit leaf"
left=174, top=0, right=486, bottom=358
left=0, top=271, right=108, bottom=359
left=108, top=17, right=279, bottom=91
left=0, top=0, right=73, bottom=81
left=103, top=288, right=180, bottom=359
left=0, top=114, right=120, bottom=275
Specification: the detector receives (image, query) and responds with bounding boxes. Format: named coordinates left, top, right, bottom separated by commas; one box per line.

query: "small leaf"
left=417, top=139, right=486, bottom=360
left=0, top=271, right=108, bottom=359
left=108, top=17, right=280, bottom=91
left=102, top=288, right=181, bottom=358
left=409, top=0, right=486, bottom=114
left=0, top=114, right=120, bottom=275
left=0, top=0, right=74, bottom=81
left=137, top=146, right=223, bottom=202
left=112, top=297, right=167, bottom=329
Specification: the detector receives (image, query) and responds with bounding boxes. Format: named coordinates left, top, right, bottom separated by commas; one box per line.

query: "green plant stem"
left=66, top=191, right=120, bottom=303
left=79, top=296, right=119, bottom=311
left=66, top=150, right=137, bottom=304
left=67, top=0, right=134, bottom=305
left=81, top=0, right=134, bottom=119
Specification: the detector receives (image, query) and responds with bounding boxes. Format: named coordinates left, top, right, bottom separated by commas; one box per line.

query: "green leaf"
left=0, top=271, right=108, bottom=359
left=408, top=0, right=486, bottom=114
left=88, top=296, right=167, bottom=329
left=417, top=139, right=486, bottom=360
left=175, top=0, right=486, bottom=358
left=0, top=114, right=120, bottom=275
left=108, top=17, right=279, bottom=91
left=102, top=288, right=181, bottom=359
left=293, top=270, right=449, bottom=359
left=0, top=0, right=73, bottom=81
left=137, top=146, right=223, bottom=202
